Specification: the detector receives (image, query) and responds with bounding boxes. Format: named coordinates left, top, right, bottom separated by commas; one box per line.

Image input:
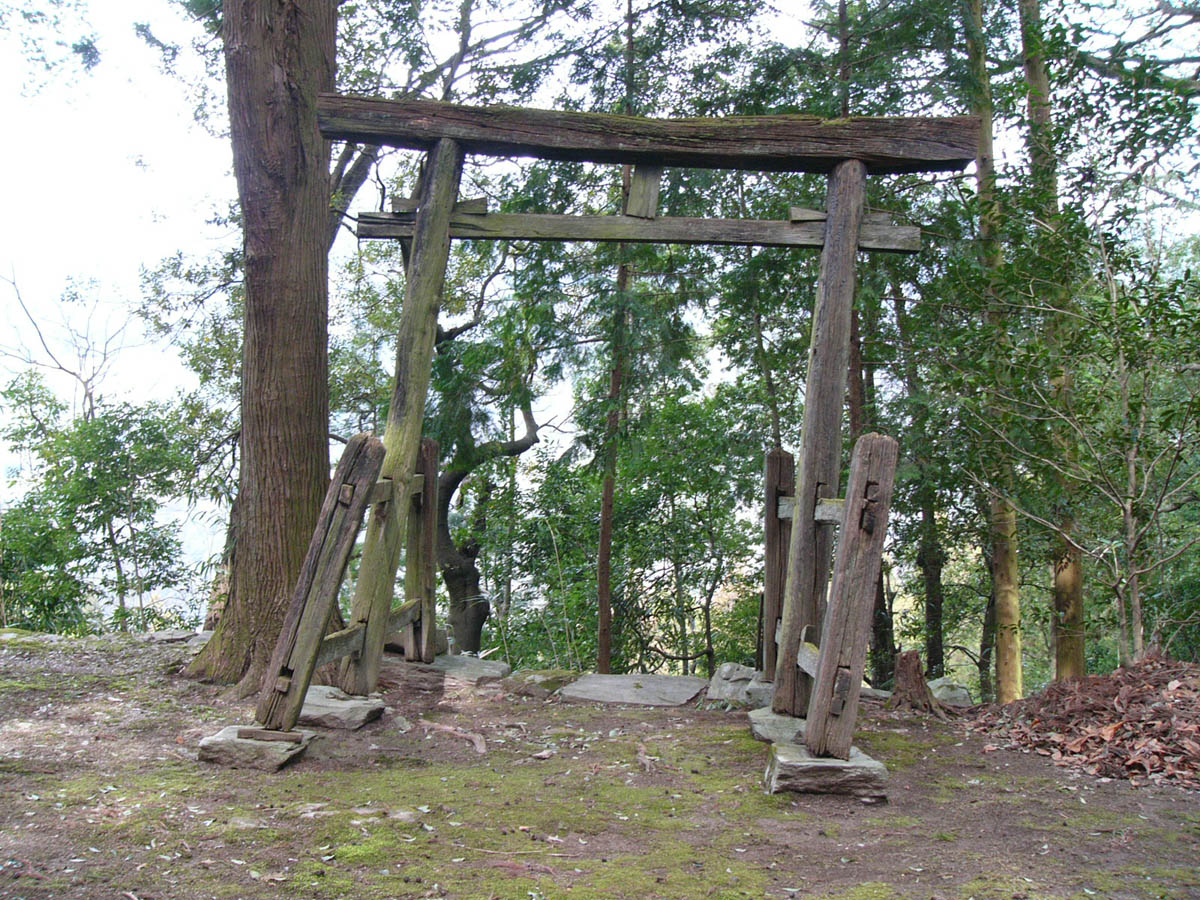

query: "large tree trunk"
left=435, top=406, right=540, bottom=653
left=187, top=0, right=335, bottom=693
left=442, top=544, right=489, bottom=653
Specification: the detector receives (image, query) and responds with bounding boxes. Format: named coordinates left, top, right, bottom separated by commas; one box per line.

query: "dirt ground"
left=1, top=630, right=1197, bottom=900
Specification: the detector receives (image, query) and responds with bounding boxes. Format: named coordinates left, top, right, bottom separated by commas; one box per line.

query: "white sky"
left=0, top=3, right=232, bottom=407
left=0, top=3, right=234, bottom=570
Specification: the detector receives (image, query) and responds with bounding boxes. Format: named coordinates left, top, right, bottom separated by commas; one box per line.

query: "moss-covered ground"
left=1, top=632, right=1197, bottom=899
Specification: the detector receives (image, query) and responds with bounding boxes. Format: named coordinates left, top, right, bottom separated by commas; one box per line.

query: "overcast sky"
left=0, top=4, right=235, bottom=571
left=0, top=3, right=232, bottom=409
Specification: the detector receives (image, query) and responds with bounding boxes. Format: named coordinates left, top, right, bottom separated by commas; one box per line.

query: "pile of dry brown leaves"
left=966, top=654, right=1200, bottom=791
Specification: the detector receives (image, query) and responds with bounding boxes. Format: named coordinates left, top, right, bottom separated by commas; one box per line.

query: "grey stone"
left=748, top=707, right=806, bottom=745
left=765, top=742, right=888, bottom=798
left=558, top=674, right=708, bottom=707
left=427, top=654, right=512, bottom=684
left=197, top=726, right=314, bottom=771
left=860, top=685, right=893, bottom=701
left=707, top=663, right=775, bottom=707
left=187, top=631, right=213, bottom=650
left=298, top=684, right=386, bottom=730
left=139, top=629, right=196, bottom=644
left=504, top=669, right=581, bottom=698
left=928, top=677, right=973, bottom=706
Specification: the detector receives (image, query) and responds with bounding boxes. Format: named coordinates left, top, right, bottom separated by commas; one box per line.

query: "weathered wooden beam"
left=400, top=438, right=439, bottom=663
left=805, top=433, right=899, bottom=760
left=314, top=623, right=365, bottom=670
left=790, top=207, right=895, bottom=226
left=356, top=211, right=920, bottom=253
left=391, top=196, right=488, bottom=215
left=773, top=160, right=868, bottom=718
left=761, top=448, right=795, bottom=682
left=319, top=94, right=978, bottom=175
left=386, top=597, right=422, bottom=633
left=339, top=139, right=464, bottom=696
left=255, top=434, right=386, bottom=731
left=625, top=165, right=663, bottom=219
left=777, top=496, right=844, bottom=523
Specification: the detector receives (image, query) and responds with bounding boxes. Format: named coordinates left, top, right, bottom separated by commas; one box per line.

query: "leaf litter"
left=968, top=652, right=1200, bottom=790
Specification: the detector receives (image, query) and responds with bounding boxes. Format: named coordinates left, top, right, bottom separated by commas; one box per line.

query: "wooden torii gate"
left=254, top=93, right=976, bottom=739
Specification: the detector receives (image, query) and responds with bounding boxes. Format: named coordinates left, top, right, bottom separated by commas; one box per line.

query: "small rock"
left=706, top=663, right=775, bottom=707
left=197, top=726, right=314, bottom=771
left=928, top=677, right=973, bottom=706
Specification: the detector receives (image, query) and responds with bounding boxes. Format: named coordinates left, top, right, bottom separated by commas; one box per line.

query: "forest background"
left=1, top=0, right=1197, bottom=705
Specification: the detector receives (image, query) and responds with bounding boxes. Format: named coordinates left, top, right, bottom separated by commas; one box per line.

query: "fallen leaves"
left=968, top=653, right=1200, bottom=790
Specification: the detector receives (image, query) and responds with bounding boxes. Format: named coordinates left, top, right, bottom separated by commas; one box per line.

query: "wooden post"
left=773, top=159, right=867, bottom=717
left=400, top=438, right=439, bottom=662
left=256, top=434, right=386, bottom=731
left=762, top=448, right=795, bottom=681
left=340, top=138, right=464, bottom=695
left=805, top=433, right=899, bottom=759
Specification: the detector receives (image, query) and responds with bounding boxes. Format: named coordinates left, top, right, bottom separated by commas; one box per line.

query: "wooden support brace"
left=804, top=433, right=899, bottom=760
left=772, top=159, right=867, bottom=718
left=237, top=728, right=304, bottom=743
left=391, top=196, right=488, bottom=215
left=625, top=165, right=663, bottom=218
left=399, top=438, right=439, bottom=663
left=255, top=434, right=386, bottom=731
left=776, top=495, right=844, bottom=523
left=339, top=139, right=463, bottom=696
left=761, top=448, right=794, bottom=681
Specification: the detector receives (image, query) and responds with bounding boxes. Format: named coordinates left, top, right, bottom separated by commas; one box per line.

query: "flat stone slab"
left=765, top=741, right=888, bottom=798
left=559, top=674, right=708, bottom=706
left=198, top=726, right=315, bottom=771
left=427, top=654, right=512, bottom=684
left=299, top=684, right=385, bottom=730
left=749, top=707, right=806, bottom=745
left=504, top=669, right=581, bottom=699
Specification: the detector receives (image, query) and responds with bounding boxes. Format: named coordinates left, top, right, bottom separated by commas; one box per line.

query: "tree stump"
left=885, top=650, right=947, bottom=719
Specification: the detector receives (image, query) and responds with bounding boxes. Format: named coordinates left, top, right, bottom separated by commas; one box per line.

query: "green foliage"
left=1, top=371, right=195, bottom=633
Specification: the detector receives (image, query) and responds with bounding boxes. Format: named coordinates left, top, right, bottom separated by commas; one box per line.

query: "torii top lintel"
left=318, top=94, right=979, bottom=176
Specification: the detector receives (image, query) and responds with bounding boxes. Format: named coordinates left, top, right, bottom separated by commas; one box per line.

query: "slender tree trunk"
left=596, top=259, right=627, bottom=673
left=992, top=497, right=1023, bottom=702
left=917, top=499, right=946, bottom=678
left=1018, top=0, right=1086, bottom=681
left=598, top=0, right=638, bottom=673
left=104, top=519, right=128, bottom=631
left=188, top=0, right=335, bottom=692
left=870, top=569, right=895, bottom=688
left=967, top=0, right=1023, bottom=703
left=978, top=582, right=997, bottom=703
